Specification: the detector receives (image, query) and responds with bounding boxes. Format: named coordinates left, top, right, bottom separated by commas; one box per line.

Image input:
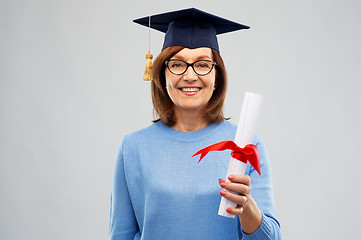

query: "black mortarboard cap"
left=133, top=8, right=250, bottom=52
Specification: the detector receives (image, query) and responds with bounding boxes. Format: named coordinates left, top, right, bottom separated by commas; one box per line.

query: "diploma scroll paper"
left=218, top=92, right=263, bottom=218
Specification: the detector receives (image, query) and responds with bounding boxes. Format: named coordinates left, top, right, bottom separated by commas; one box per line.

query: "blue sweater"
left=109, top=120, right=281, bottom=240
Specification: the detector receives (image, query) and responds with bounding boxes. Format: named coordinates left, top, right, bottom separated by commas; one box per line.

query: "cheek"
left=165, top=73, right=178, bottom=100
left=165, top=75, right=175, bottom=91
left=205, top=73, right=216, bottom=89
left=165, top=69, right=183, bottom=91
left=208, top=68, right=216, bottom=84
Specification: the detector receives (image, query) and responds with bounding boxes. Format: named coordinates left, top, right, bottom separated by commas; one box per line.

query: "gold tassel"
left=143, top=51, right=153, bottom=81
left=143, top=16, right=153, bottom=81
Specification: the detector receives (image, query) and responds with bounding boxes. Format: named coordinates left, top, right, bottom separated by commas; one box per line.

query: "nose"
left=183, top=65, right=198, bottom=82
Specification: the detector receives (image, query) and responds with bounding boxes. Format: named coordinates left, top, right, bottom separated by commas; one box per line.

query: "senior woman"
left=109, top=8, right=281, bottom=240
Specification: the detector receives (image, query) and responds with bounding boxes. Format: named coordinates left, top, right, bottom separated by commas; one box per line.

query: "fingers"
left=228, top=174, right=251, bottom=186
left=219, top=175, right=251, bottom=196
left=226, top=206, right=243, bottom=215
left=219, top=175, right=251, bottom=215
left=220, top=189, right=248, bottom=205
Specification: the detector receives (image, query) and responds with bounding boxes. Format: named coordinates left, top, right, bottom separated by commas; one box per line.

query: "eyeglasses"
left=165, top=59, right=216, bottom=76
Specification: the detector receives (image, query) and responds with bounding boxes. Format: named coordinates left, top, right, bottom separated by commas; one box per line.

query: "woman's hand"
left=219, top=175, right=263, bottom=234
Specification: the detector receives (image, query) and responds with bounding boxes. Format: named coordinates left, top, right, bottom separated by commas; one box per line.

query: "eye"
left=195, top=61, right=212, bottom=68
left=169, top=60, right=185, bottom=68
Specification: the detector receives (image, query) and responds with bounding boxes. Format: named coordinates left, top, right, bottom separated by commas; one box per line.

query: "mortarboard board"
left=133, top=8, right=249, bottom=80
left=133, top=8, right=250, bottom=52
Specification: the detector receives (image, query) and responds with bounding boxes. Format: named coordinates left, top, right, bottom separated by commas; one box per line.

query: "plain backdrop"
left=1, top=0, right=361, bottom=239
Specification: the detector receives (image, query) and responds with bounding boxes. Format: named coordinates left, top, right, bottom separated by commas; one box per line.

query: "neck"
left=172, top=108, right=209, bottom=132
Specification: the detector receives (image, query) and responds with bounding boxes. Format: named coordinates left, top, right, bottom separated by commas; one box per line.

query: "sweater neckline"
left=154, top=120, right=224, bottom=143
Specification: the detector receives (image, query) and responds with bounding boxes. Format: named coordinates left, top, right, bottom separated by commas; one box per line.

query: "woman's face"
left=165, top=47, right=216, bottom=114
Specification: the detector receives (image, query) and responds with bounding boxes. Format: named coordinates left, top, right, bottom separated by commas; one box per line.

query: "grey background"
left=1, top=0, right=360, bottom=239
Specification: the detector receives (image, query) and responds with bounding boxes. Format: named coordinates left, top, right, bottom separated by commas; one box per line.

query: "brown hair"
left=151, top=46, right=228, bottom=126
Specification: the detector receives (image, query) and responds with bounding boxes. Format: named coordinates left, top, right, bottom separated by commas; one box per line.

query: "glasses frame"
left=165, top=59, right=217, bottom=76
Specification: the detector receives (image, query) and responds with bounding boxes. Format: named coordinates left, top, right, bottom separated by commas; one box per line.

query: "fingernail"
left=228, top=175, right=234, bottom=180
left=226, top=207, right=232, bottom=213
left=220, top=190, right=227, bottom=196
left=220, top=182, right=226, bottom=187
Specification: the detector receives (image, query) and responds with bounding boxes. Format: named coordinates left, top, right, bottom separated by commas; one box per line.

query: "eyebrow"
left=171, top=54, right=213, bottom=61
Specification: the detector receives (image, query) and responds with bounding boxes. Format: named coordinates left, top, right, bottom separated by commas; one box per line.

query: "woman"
left=109, top=8, right=281, bottom=240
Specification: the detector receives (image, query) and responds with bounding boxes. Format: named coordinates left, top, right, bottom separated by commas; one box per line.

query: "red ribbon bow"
left=192, top=140, right=261, bottom=175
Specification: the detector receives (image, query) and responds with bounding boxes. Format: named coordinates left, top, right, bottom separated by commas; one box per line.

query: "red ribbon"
left=192, top=140, right=261, bottom=175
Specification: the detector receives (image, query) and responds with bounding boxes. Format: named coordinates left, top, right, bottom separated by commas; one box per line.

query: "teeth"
left=180, top=87, right=200, bottom=92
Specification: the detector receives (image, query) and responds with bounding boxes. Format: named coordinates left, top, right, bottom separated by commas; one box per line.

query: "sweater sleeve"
left=241, top=135, right=281, bottom=239
left=108, top=140, right=139, bottom=240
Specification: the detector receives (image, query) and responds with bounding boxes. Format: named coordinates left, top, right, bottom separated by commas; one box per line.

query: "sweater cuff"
left=242, top=213, right=280, bottom=240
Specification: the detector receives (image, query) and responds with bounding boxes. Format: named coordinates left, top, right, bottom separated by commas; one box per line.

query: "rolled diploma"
left=218, top=92, right=263, bottom=218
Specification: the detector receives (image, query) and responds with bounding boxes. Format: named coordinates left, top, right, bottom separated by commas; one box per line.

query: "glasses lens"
left=167, top=60, right=187, bottom=75
left=193, top=60, right=213, bottom=75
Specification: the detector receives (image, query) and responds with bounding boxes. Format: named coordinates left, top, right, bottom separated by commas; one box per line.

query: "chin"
left=178, top=103, right=206, bottom=112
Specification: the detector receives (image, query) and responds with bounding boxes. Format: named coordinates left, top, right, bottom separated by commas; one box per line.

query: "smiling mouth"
left=179, top=87, right=202, bottom=93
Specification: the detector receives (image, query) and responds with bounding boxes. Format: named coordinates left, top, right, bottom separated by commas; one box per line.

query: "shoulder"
left=221, top=119, right=237, bottom=129
left=218, top=119, right=237, bottom=135
left=121, top=122, right=160, bottom=146
left=252, top=133, right=263, bottom=146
